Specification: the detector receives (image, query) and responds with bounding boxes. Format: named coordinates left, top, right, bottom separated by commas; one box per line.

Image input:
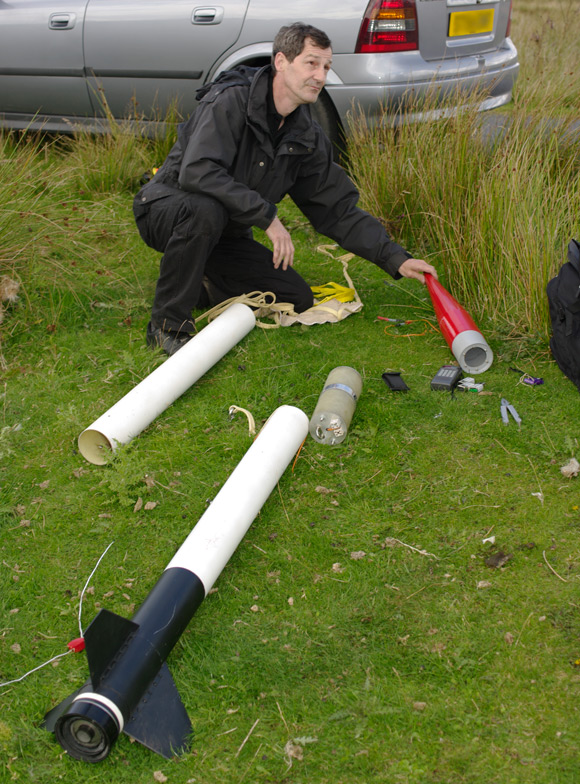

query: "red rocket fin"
left=124, top=661, right=192, bottom=758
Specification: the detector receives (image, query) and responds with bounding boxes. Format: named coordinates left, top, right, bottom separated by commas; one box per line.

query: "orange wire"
left=383, top=319, right=438, bottom=338
left=292, top=437, right=307, bottom=472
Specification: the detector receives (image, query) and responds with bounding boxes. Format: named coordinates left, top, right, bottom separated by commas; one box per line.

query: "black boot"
left=146, top=321, right=194, bottom=356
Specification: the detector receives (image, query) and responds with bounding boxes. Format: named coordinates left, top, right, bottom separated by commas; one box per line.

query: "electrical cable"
left=0, top=541, right=114, bottom=691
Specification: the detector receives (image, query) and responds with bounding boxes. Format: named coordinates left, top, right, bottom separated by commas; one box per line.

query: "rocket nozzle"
left=451, top=329, right=493, bottom=375
left=55, top=698, right=120, bottom=762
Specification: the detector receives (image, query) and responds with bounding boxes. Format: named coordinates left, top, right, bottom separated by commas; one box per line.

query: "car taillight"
left=356, top=0, right=419, bottom=53
left=506, top=0, right=513, bottom=37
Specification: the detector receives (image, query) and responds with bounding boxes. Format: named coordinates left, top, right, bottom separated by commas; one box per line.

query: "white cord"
left=0, top=541, right=115, bottom=692
left=0, top=651, right=72, bottom=689
left=78, top=541, right=114, bottom=636
left=228, top=405, right=256, bottom=436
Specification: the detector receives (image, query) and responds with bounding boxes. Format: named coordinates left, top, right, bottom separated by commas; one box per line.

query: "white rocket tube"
left=78, top=304, right=256, bottom=465
left=166, top=404, right=308, bottom=592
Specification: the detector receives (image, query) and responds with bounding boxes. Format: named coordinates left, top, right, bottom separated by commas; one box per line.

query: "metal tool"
left=500, top=398, right=522, bottom=426
left=457, top=376, right=484, bottom=393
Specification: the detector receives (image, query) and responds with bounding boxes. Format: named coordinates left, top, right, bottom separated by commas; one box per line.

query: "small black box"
left=382, top=371, right=409, bottom=392
left=430, top=365, right=462, bottom=391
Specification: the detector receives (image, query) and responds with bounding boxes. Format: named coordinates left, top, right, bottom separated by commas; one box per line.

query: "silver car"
left=0, top=0, right=518, bottom=144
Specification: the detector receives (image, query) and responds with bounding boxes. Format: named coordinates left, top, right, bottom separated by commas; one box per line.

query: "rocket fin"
left=83, top=608, right=139, bottom=688
left=42, top=610, right=136, bottom=731
left=41, top=683, right=91, bottom=731
left=124, top=662, right=192, bottom=759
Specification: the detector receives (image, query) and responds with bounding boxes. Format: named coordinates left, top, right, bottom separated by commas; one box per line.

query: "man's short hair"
left=272, top=23, right=332, bottom=68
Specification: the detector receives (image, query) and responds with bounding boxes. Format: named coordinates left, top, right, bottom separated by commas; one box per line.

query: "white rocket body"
left=44, top=404, right=308, bottom=762
left=167, top=404, right=308, bottom=590
left=78, top=304, right=256, bottom=464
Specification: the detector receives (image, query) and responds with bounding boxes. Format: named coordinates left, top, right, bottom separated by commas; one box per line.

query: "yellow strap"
left=310, top=281, right=355, bottom=304
left=315, top=245, right=362, bottom=305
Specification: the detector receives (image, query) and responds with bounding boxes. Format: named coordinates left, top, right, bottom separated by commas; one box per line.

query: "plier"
left=500, top=398, right=522, bottom=426
left=376, top=316, right=411, bottom=326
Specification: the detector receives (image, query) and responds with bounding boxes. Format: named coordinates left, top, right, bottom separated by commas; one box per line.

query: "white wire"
left=78, top=541, right=115, bottom=636
left=0, top=541, right=115, bottom=692
left=0, top=651, right=72, bottom=689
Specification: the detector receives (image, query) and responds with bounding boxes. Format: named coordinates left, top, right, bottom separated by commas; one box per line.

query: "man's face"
left=274, top=38, right=333, bottom=109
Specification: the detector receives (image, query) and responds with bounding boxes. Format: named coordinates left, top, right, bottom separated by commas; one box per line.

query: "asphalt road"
left=476, top=112, right=580, bottom=146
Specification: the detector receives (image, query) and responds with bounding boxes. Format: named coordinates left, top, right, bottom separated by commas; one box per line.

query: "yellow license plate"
left=449, top=8, right=494, bottom=37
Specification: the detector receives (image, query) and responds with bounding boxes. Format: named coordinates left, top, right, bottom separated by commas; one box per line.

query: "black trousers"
left=134, top=187, right=313, bottom=333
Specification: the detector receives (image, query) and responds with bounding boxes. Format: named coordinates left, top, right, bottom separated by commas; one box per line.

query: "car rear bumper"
left=327, top=38, right=519, bottom=124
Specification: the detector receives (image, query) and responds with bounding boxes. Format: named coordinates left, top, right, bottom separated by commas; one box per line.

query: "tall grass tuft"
left=347, top=86, right=579, bottom=338
left=0, top=132, right=56, bottom=277
left=61, top=93, right=150, bottom=195
left=0, top=132, right=89, bottom=327
left=511, top=0, right=580, bottom=112
left=61, top=91, right=180, bottom=195
left=0, top=130, right=148, bottom=338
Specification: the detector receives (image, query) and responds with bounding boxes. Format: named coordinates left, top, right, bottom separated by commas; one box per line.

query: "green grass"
left=510, top=0, right=580, bottom=114
left=2, top=216, right=580, bottom=783
left=2, top=3, right=580, bottom=782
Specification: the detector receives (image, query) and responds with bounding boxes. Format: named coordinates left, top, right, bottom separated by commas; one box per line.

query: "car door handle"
left=192, top=6, right=224, bottom=24
left=48, top=13, right=77, bottom=30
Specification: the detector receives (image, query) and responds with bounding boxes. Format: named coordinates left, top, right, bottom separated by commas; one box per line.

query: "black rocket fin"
left=41, top=683, right=90, bottom=731
left=124, top=662, right=192, bottom=759
left=42, top=608, right=191, bottom=758
left=42, top=609, right=137, bottom=730
left=83, top=608, right=139, bottom=688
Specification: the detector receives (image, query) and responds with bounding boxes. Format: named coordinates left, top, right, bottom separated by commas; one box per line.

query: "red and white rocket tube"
left=425, top=273, right=493, bottom=375
left=43, top=405, right=308, bottom=762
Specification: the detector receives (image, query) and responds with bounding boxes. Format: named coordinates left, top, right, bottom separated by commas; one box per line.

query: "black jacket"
left=150, top=65, right=411, bottom=277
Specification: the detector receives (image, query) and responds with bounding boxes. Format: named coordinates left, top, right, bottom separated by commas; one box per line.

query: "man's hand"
left=266, top=217, right=295, bottom=270
left=398, top=258, right=438, bottom=285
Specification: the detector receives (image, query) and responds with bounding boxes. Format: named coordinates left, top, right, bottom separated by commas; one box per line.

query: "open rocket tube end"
left=451, top=330, right=494, bottom=375
left=54, top=697, right=121, bottom=762
left=77, top=303, right=256, bottom=465
left=78, top=428, right=115, bottom=465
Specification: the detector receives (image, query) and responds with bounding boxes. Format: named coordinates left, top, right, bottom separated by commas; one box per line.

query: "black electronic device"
left=430, top=365, right=463, bottom=391
left=382, top=371, right=409, bottom=392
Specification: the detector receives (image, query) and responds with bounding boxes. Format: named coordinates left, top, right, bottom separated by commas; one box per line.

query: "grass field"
left=1, top=2, right=580, bottom=783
